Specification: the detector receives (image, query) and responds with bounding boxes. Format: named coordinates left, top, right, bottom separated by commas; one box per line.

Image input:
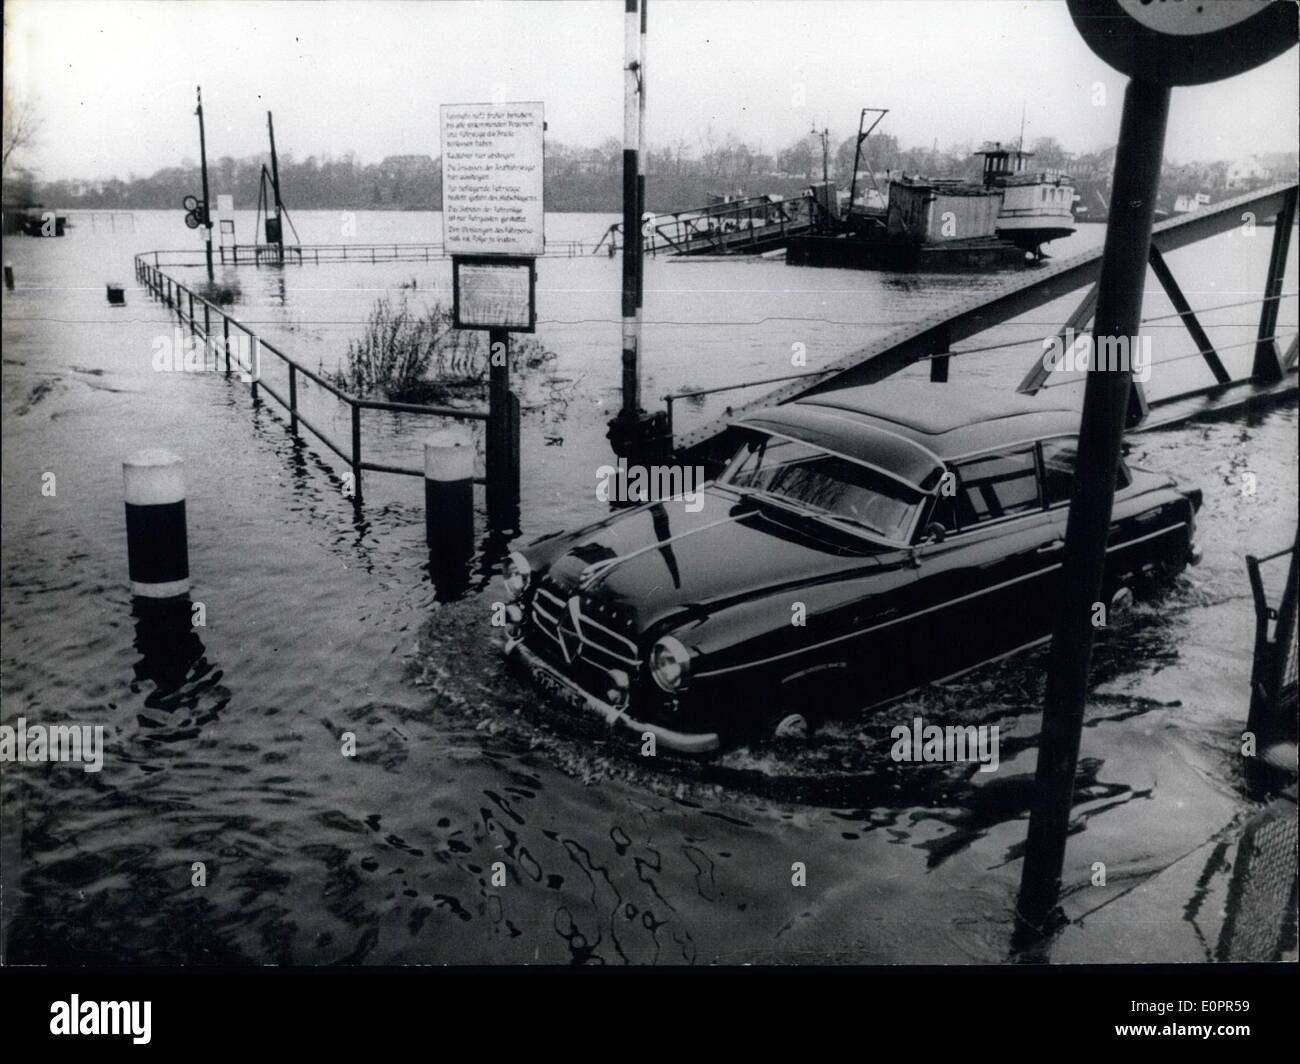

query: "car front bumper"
left=503, top=635, right=720, bottom=754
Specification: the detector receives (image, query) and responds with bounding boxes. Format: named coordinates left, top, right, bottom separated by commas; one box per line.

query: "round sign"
left=1067, top=0, right=1297, bottom=85
left=184, top=211, right=200, bottom=230
left=183, top=195, right=198, bottom=211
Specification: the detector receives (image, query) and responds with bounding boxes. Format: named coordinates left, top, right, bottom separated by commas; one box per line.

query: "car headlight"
left=503, top=552, right=531, bottom=601
left=649, top=636, right=692, bottom=692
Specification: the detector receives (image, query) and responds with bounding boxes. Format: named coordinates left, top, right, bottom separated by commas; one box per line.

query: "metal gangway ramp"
left=669, top=182, right=1298, bottom=469
left=597, top=192, right=817, bottom=257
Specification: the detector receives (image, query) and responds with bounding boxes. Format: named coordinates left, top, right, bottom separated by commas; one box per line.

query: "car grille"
left=528, top=581, right=641, bottom=690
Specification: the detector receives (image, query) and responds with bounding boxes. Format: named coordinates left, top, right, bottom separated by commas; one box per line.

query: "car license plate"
left=531, top=665, right=590, bottom=714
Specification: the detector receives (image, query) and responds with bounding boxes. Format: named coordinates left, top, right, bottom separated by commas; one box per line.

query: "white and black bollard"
left=123, top=450, right=189, bottom=599
left=424, top=431, right=474, bottom=561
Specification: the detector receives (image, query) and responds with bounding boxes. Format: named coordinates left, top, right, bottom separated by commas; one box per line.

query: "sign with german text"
left=441, top=102, right=544, bottom=256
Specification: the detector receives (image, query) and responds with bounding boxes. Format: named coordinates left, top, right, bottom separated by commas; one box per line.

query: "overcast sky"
left=5, top=0, right=1297, bottom=181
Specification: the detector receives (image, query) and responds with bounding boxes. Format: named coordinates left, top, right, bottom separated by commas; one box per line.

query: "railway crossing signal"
left=182, top=196, right=204, bottom=231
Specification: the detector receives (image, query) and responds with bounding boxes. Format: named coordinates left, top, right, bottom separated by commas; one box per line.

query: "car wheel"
left=1109, top=585, right=1134, bottom=615
left=772, top=712, right=810, bottom=740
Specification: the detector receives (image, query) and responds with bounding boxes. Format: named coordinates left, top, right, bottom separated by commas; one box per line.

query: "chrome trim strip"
left=695, top=522, right=1186, bottom=678
left=1105, top=521, right=1186, bottom=553
left=573, top=611, right=639, bottom=655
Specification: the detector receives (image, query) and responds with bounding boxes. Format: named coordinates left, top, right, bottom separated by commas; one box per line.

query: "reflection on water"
left=0, top=211, right=1295, bottom=964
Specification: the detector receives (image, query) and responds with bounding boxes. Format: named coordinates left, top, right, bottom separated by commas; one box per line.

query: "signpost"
left=194, top=87, right=214, bottom=284
left=1015, top=0, right=1298, bottom=940
left=442, top=101, right=544, bottom=529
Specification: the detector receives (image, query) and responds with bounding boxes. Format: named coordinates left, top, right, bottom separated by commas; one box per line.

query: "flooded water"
left=1, top=210, right=1295, bottom=964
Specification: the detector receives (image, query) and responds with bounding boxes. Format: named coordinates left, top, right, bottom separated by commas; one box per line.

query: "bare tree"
left=2, top=92, right=42, bottom=177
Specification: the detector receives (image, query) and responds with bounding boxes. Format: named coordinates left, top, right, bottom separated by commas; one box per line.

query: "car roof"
left=734, top=381, right=1079, bottom=487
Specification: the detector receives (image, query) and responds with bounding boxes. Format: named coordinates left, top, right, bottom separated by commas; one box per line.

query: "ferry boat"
left=974, top=143, right=1076, bottom=256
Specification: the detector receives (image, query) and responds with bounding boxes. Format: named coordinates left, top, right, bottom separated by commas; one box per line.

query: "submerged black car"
left=501, top=382, right=1203, bottom=753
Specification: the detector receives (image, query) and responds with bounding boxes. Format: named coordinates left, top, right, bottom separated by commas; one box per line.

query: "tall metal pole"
left=620, top=0, right=642, bottom=420
left=487, top=327, right=518, bottom=528
left=636, top=0, right=647, bottom=316
left=1016, top=78, right=1171, bottom=936
left=847, top=111, right=865, bottom=219
left=196, top=86, right=214, bottom=284
left=267, top=111, right=285, bottom=262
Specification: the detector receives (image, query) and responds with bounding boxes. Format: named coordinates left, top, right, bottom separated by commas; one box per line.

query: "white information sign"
left=441, top=102, right=544, bottom=256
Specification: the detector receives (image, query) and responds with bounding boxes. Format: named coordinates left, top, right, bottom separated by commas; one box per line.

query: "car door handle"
left=1036, top=538, right=1065, bottom=554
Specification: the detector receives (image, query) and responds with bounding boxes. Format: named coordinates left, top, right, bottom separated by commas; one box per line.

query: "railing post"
left=486, top=327, right=520, bottom=529
left=188, top=290, right=195, bottom=336
left=250, top=336, right=261, bottom=402
left=288, top=363, right=298, bottom=435
left=350, top=403, right=363, bottom=500
left=1246, top=537, right=1299, bottom=787
left=223, top=315, right=231, bottom=376
left=203, top=302, right=210, bottom=340
left=1252, top=185, right=1297, bottom=384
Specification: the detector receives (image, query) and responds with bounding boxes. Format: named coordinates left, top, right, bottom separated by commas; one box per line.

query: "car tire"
left=1109, top=585, right=1134, bottom=616
left=771, top=712, right=810, bottom=741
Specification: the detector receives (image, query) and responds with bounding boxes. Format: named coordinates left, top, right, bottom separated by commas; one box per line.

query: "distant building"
left=379, top=154, right=436, bottom=179
left=1226, top=155, right=1272, bottom=189
left=1173, top=192, right=1211, bottom=214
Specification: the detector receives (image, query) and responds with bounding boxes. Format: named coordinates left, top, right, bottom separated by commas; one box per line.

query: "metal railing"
left=133, top=254, right=490, bottom=495
left=141, top=239, right=600, bottom=270
left=1246, top=537, right=1299, bottom=766
left=662, top=370, right=826, bottom=436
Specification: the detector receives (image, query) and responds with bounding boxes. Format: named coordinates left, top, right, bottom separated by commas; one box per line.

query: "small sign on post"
left=452, top=256, right=536, bottom=333
left=441, top=100, right=544, bottom=531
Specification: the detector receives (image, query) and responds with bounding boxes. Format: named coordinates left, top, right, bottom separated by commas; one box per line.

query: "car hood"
left=535, top=485, right=894, bottom=638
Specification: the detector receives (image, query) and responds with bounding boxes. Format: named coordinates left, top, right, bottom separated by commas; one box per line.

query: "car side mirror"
left=922, top=521, right=947, bottom=544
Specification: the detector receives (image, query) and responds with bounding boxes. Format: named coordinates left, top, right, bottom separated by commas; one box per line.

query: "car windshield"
left=722, top=433, right=923, bottom=542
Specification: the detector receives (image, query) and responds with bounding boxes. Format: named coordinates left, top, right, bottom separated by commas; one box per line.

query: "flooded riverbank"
left=1, top=210, right=1295, bottom=963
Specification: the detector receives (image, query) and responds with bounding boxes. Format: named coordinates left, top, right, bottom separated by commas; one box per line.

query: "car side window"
left=1040, top=439, right=1130, bottom=506
left=1040, top=439, right=1077, bottom=506
left=929, top=478, right=962, bottom=533
left=954, top=447, right=1040, bottom=526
